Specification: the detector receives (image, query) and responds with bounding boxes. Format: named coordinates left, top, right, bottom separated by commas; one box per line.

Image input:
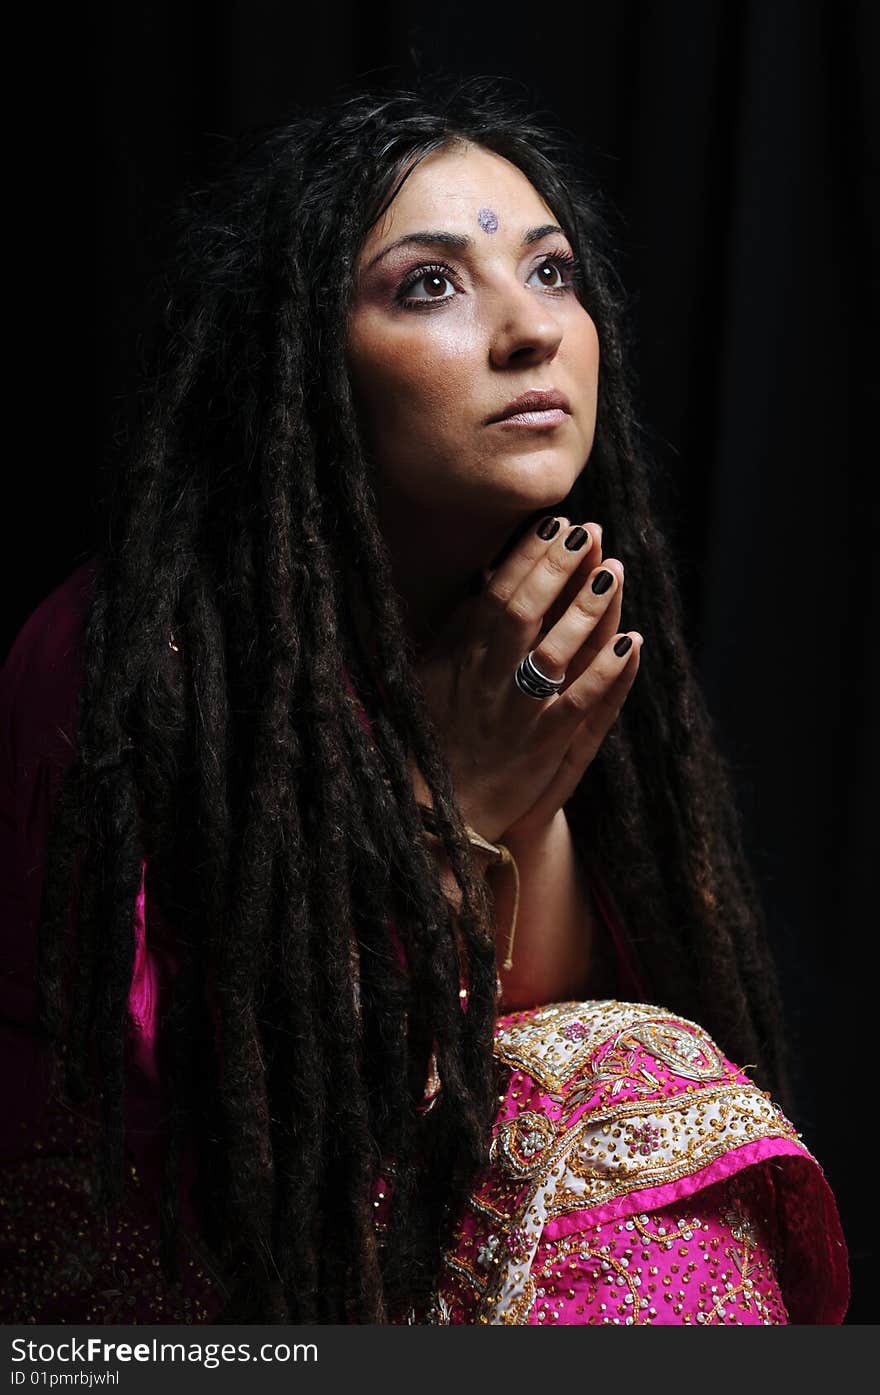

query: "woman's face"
left=346, top=142, right=600, bottom=527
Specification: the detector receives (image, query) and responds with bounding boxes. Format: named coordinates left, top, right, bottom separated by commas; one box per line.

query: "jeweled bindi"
left=477, top=207, right=499, bottom=234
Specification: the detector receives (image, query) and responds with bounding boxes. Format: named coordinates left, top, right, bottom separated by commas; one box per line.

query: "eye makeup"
left=392, top=247, right=582, bottom=310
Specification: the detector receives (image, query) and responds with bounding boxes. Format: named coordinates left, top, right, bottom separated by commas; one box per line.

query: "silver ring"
left=513, top=649, right=566, bottom=701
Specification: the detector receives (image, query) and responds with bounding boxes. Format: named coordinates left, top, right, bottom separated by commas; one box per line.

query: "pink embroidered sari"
left=0, top=562, right=849, bottom=1324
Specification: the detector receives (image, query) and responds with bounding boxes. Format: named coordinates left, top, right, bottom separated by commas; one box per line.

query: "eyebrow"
left=363, top=223, right=565, bottom=273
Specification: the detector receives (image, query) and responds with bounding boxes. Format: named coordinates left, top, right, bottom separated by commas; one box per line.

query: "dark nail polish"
left=613, top=635, right=633, bottom=657
left=564, top=526, right=589, bottom=552
left=536, top=516, right=560, bottom=540
left=591, top=569, right=614, bottom=595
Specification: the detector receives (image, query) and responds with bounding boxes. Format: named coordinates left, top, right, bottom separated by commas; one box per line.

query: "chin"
left=500, top=461, right=582, bottom=510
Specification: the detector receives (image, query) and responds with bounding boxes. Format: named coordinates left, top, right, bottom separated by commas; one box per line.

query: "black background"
left=6, top=0, right=876, bottom=1321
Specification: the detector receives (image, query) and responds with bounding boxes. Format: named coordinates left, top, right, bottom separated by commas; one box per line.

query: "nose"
left=488, top=281, right=564, bottom=368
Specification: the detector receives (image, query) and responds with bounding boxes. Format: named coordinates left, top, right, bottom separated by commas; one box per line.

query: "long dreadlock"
left=35, top=74, right=790, bottom=1323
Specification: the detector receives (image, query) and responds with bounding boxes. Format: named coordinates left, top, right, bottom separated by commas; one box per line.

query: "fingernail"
left=536, top=516, right=560, bottom=540
left=613, top=635, right=633, bottom=656
left=564, top=526, right=589, bottom=552
left=591, top=569, right=614, bottom=595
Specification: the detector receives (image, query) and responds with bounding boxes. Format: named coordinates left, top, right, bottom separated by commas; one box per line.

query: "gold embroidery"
left=494, top=1000, right=718, bottom=1096
left=627, top=1020, right=725, bottom=1081
left=517, top=1189, right=784, bottom=1326
left=489, top=1112, right=559, bottom=1180
left=493, top=1279, right=535, bottom=1325
left=466, top=1190, right=517, bottom=1225
left=551, top=1085, right=800, bottom=1220
left=443, top=1250, right=490, bottom=1293
left=434, top=1003, right=806, bottom=1325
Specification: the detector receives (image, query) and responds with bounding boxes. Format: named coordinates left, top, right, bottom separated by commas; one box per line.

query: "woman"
left=0, top=76, right=848, bottom=1324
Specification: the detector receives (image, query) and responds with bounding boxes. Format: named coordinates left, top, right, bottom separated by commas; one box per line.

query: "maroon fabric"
left=1, top=562, right=183, bottom=1188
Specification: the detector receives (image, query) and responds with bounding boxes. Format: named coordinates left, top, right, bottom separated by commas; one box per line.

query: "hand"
left=412, top=515, right=643, bottom=843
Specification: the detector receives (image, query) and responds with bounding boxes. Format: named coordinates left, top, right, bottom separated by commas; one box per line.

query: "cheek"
left=576, top=313, right=601, bottom=386
left=348, top=324, right=470, bottom=431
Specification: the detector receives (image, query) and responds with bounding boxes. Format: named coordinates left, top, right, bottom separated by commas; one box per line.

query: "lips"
left=487, top=389, right=571, bottom=424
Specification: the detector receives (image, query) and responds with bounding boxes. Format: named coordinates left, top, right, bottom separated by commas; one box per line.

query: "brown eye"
left=417, top=273, right=452, bottom=298
left=528, top=252, right=579, bottom=292
left=535, top=263, right=562, bottom=287
left=396, top=263, right=457, bottom=308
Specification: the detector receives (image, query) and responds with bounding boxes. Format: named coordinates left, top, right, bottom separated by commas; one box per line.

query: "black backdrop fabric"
left=6, top=1, right=876, bottom=1319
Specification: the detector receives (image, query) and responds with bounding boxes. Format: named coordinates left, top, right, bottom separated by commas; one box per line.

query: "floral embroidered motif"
left=490, top=1112, right=558, bottom=1180
left=559, top=1020, right=591, bottom=1042
left=625, top=1120, right=662, bottom=1157
left=627, top=1020, right=725, bottom=1082
left=505, top=1226, right=531, bottom=1263
left=495, top=1001, right=678, bottom=1095
left=721, top=1201, right=761, bottom=1252
left=567, top=1035, right=663, bottom=1104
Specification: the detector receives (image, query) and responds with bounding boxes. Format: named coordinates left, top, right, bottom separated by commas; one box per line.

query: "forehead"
left=357, top=143, right=557, bottom=259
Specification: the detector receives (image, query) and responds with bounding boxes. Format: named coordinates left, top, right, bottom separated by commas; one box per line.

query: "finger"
left=558, top=558, right=624, bottom=690
left=538, top=630, right=644, bottom=744
left=482, top=521, right=600, bottom=689
left=484, top=512, right=572, bottom=595
left=531, top=557, right=623, bottom=682
left=463, top=512, right=571, bottom=657
left=523, top=635, right=643, bottom=824
left=540, top=522, right=604, bottom=636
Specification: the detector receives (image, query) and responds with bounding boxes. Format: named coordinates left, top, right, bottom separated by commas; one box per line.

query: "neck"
left=376, top=498, right=537, bottom=656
